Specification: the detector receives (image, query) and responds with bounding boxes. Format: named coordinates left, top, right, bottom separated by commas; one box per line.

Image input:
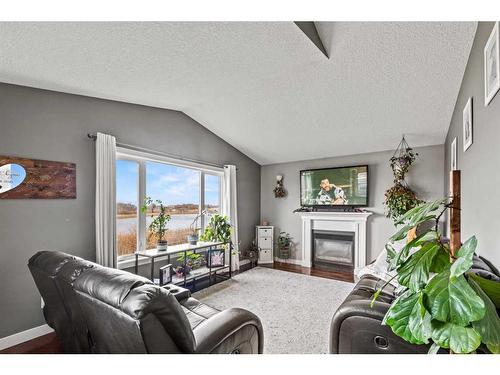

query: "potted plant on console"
left=200, top=214, right=232, bottom=243
left=176, top=251, right=205, bottom=276
left=141, top=196, right=171, bottom=251
left=200, top=214, right=235, bottom=261
left=186, top=210, right=206, bottom=245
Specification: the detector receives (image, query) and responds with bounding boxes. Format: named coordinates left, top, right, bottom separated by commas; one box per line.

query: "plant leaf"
left=388, top=230, right=438, bottom=272
left=430, top=245, right=450, bottom=273
left=468, top=277, right=500, bottom=350
left=487, top=342, right=500, bottom=354
left=427, top=342, right=440, bottom=354
left=370, top=289, right=381, bottom=308
left=385, top=243, right=398, bottom=271
left=431, top=321, right=481, bottom=353
left=408, top=292, right=432, bottom=343
left=450, top=236, right=477, bottom=278
left=468, top=273, right=500, bottom=308
left=425, top=269, right=485, bottom=326
left=398, top=242, right=440, bottom=292
left=394, top=199, right=445, bottom=226
left=383, top=291, right=431, bottom=344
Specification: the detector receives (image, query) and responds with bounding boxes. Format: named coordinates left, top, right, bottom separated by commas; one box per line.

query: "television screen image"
left=300, top=165, right=368, bottom=207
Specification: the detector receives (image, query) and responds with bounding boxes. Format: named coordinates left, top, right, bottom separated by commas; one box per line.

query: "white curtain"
left=223, top=165, right=239, bottom=271
left=95, top=132, right=117, bottom=268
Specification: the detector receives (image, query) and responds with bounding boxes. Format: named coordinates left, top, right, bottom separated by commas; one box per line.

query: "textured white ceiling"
left=0, top=22, right=476, bottom=165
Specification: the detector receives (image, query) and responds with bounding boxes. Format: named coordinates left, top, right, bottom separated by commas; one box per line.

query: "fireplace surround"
left=298, top=211, right=372, bottom=275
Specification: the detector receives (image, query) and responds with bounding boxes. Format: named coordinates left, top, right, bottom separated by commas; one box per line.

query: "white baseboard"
left=0, top=324, right=54, bottom=351
left=273, top=257, right=303, bottom=266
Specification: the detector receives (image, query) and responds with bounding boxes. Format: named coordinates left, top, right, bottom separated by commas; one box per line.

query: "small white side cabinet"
left=256, top=226, right=274, bottom=265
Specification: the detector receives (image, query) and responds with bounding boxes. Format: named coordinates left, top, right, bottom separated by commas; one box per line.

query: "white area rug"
left=193, top=267, right=354, bottom=354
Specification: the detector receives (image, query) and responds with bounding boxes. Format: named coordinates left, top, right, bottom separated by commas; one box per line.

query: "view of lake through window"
left=116, top=157, right=222, bottom=257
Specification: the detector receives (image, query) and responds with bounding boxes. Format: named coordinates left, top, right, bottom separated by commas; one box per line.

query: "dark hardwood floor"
left=0, top=332, right=61, bottom=354
left=271, top=261, right=354, bottom=283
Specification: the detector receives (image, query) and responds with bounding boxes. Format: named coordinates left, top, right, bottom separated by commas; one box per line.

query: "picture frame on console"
left=207, top=248, right=225, bottom=267
left=159, top=264, right=172, bottom=286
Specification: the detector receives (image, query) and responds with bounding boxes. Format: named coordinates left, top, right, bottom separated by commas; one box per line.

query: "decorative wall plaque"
left=0, top=155, right=76, bottom=199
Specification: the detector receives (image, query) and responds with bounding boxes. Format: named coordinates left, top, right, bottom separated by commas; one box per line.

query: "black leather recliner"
left=28, top=251, right=263, bottom=354
left=330, top=256, right=500, bottom=354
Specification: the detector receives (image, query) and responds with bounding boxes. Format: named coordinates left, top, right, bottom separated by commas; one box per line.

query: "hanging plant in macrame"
left=384, top=136, right=422, bottom=221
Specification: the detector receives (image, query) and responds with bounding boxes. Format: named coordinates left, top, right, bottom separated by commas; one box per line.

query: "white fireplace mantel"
left=298, top=211, right=372, bottom=274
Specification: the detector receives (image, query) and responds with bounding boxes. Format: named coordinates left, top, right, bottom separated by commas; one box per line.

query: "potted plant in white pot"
left=141, top=197, right=171, bottom=251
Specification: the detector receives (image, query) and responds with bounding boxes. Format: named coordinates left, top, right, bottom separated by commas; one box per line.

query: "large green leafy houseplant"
left=200, top=214, right=232, bottom=243
left=373, top=199, right=500, bottom=353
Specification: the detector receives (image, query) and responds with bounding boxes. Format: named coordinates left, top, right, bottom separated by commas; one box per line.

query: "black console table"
left=134, top=241, right=232, bottom=291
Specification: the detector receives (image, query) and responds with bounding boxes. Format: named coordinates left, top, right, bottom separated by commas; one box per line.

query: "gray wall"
left=444, top=22, right=500, bottom=267
left=0, top=83, right=261, bottom=338
left=261, top=145, right=444, bottom=263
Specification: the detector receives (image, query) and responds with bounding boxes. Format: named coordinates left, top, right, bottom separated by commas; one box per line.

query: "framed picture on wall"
left=484, top=22, right=500, bottom=106
left=451, top=137, right=457, bottom=171
left=463, top=97, right=473, bottom=151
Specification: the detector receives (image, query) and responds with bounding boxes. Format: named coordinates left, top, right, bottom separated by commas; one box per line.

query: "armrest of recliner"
left=193, top=308, right=263, bottom=354
left=163, top=284, right=191, bottom=302
left=329, top=284, right=391, bottom=353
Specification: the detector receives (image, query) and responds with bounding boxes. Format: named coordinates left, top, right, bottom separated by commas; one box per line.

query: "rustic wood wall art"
left=0, top=155, right=76, bottom=199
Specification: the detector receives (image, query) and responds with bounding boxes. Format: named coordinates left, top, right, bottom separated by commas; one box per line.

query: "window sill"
left=117, top=255, right=150, bottom=270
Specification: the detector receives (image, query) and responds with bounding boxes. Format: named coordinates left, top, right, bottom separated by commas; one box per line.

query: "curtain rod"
left=87, top=133, right=227, bottom=169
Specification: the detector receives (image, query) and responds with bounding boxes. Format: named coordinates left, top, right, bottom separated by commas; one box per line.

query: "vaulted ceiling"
left=0, top=22, right=477, bottom=164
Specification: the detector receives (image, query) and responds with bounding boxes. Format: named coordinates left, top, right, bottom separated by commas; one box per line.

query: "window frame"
left=116, top=147, right=224, bottom=266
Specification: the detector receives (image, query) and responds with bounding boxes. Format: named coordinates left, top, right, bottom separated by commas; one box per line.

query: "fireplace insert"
left=312, top=230, right=355, bottom=272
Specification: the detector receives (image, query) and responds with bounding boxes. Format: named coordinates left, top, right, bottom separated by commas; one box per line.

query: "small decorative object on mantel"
left=484, top=21, right=500, bottom=106
left=273, top=174, right=287, bottom=198
left=0, top=155, right=76, bottom=199
left=384, top=136, right=422, bottom=223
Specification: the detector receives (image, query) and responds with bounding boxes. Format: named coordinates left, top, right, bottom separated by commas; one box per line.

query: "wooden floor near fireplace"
left=271, top=261, right=354, bottom=283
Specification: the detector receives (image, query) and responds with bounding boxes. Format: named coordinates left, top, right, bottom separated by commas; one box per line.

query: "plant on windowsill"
left=141, top=196, right=171, bottom=251
left=277, top=232, right=293, bottom=259
left=371, top=199, right=500, bottom=354
left=186, top=210, right=207, bottom=245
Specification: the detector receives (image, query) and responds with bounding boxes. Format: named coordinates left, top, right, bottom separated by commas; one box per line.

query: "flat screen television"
left=300, top=165, right=368, bottom=207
